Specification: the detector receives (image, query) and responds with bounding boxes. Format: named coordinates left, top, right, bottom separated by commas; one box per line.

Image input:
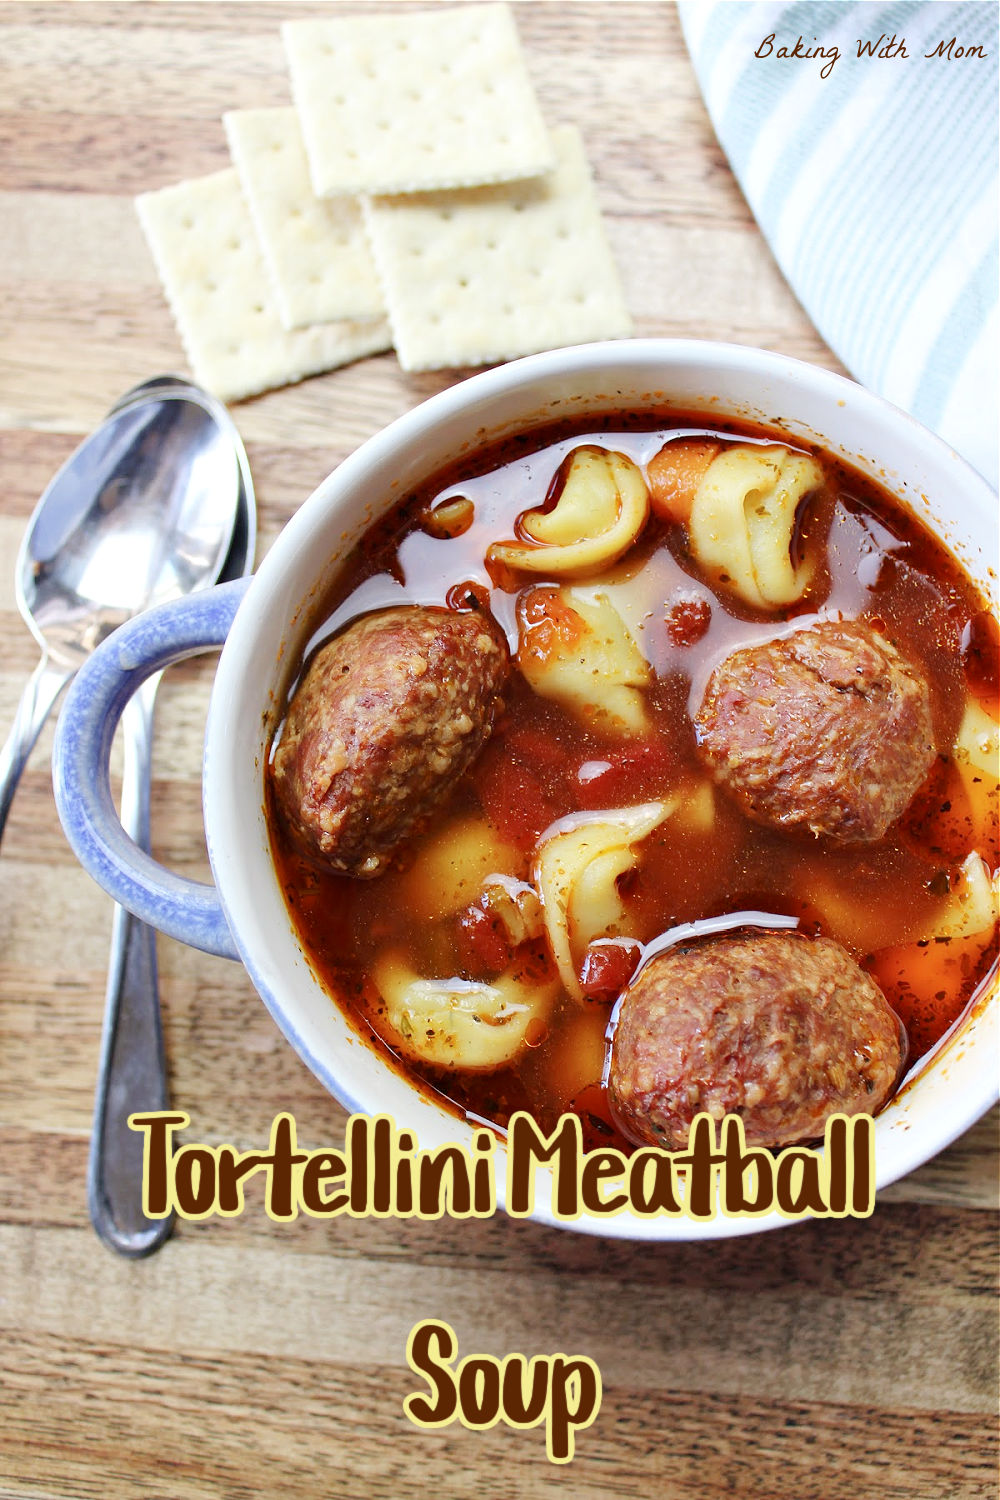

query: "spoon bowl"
left=108, top=375, right=256, bottom=589
left=0, top=389, right=241, bottom=840
left=19, top=396, right=239, bottom=669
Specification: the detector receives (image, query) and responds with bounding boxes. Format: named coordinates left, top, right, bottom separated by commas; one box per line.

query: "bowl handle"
left=52, top=578, right=252, bottom=961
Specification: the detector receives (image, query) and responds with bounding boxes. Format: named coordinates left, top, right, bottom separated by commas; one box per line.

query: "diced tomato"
left=456, top=903, right=513, bottom=977
left=446, top=579, right=491, bottom=612
left=518, top=589, right=586, bottom=666
left=472, top=740, right=565, bottom=847
left=665, top=596, right=712, bottom=647
left=472, top=698, right=581, bottom=846
left=569, top=1083, right=621, bottom=1151
left=505, top=722, right=569, bottom=769
left=575, top=736, right=676, bottom=808
left=579, top=939, right=642, bottom=1000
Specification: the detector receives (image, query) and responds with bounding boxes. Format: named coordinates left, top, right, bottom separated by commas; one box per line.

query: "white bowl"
left=55, top=339, right=1000, bottom=1240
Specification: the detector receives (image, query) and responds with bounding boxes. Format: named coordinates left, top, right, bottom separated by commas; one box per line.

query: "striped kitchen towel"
left=677, top=1, right=998, bottom=486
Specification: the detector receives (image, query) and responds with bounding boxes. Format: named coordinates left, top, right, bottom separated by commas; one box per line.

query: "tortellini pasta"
left=803, top=846, right=998, bottom=956
left=689, top=444, right=824, bottom=609
left=373, top=953, right=555, bottom=1071
left=401, top=816, right=524, bottom=922
left=477, top=876, right=544, bottom=947
left=953, top=696, right=1000, bottom=781
left=674, top=779, right=716, bottom=833
left=534, top=802, right=672, bottom=1000
left=943, top=698, right=999, bottom=854
left=924, top=852, right=998, bottom=941
left=487, top=446, right=649, bottom=578
left=421, top=495, right=475, bottom=539
left=517, top=586, right=652, bottom=734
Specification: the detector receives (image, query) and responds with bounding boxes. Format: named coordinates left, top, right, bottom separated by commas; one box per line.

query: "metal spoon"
left=0, top=379, right=252, bottom=1255
left=0, top=385, right=240, bottom=838
left=89, top=378, right=256, bottom=1257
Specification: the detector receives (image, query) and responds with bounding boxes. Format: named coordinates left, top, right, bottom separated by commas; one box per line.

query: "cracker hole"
left=182, top=217, right=195, bottom=230
left=227, top=238, right=240, bottom=251
left=253, top=303, right=265, bottom=314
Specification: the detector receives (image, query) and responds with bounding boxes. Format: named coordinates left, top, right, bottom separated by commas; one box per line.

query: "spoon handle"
left=88, top=672, right=174, bottom=1256
left=0, top=656, right=74, bottom=846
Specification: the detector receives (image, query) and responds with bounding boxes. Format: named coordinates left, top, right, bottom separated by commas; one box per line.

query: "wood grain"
left=0, top=4, right=996, bottom=1499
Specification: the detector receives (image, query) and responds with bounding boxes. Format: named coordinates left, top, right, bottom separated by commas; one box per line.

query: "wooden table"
left=1, top=5, right=997, bottom=1497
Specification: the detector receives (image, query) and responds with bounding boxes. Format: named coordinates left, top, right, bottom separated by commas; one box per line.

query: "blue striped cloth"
left=678, top=1, right=998, bottom=486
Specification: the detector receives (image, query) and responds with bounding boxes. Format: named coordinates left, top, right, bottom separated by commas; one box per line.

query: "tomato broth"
left=267, top=411, right=999, bottom=1148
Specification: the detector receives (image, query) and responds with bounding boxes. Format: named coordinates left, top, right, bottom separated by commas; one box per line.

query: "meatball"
left=607, top=930, right=904, bottom=1148
left=694, top=619, right=935, bottom=842
left=272, top=605, right=509, bottom=876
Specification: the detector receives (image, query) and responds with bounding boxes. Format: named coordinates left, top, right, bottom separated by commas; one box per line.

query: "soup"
left=266, top=410, right=999, bottom=1151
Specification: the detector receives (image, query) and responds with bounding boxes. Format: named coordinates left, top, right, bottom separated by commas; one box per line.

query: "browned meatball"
left=694, top=619, right=935, bottom=842
left=608, top=930, right=904, bottom=1148
left=272, top=605, right=509, bottom=876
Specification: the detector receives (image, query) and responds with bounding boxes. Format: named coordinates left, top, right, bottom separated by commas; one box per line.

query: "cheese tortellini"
left=373, top=954, right=555, bottom=1072
left=950, top=698, right=1000, bottom=852
left=925, top=852, right=999, bottom=941
left=401, top=815, right=524, bottom=922
left=517, top=586, right=652, bottom=734
left=534, top=802, right=672, bottom=1000
left=488, top=446, right=649, bottom=578
left=954, top=696, right=1000, bottom=781
left=688, top=444, right=824, bottom=610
